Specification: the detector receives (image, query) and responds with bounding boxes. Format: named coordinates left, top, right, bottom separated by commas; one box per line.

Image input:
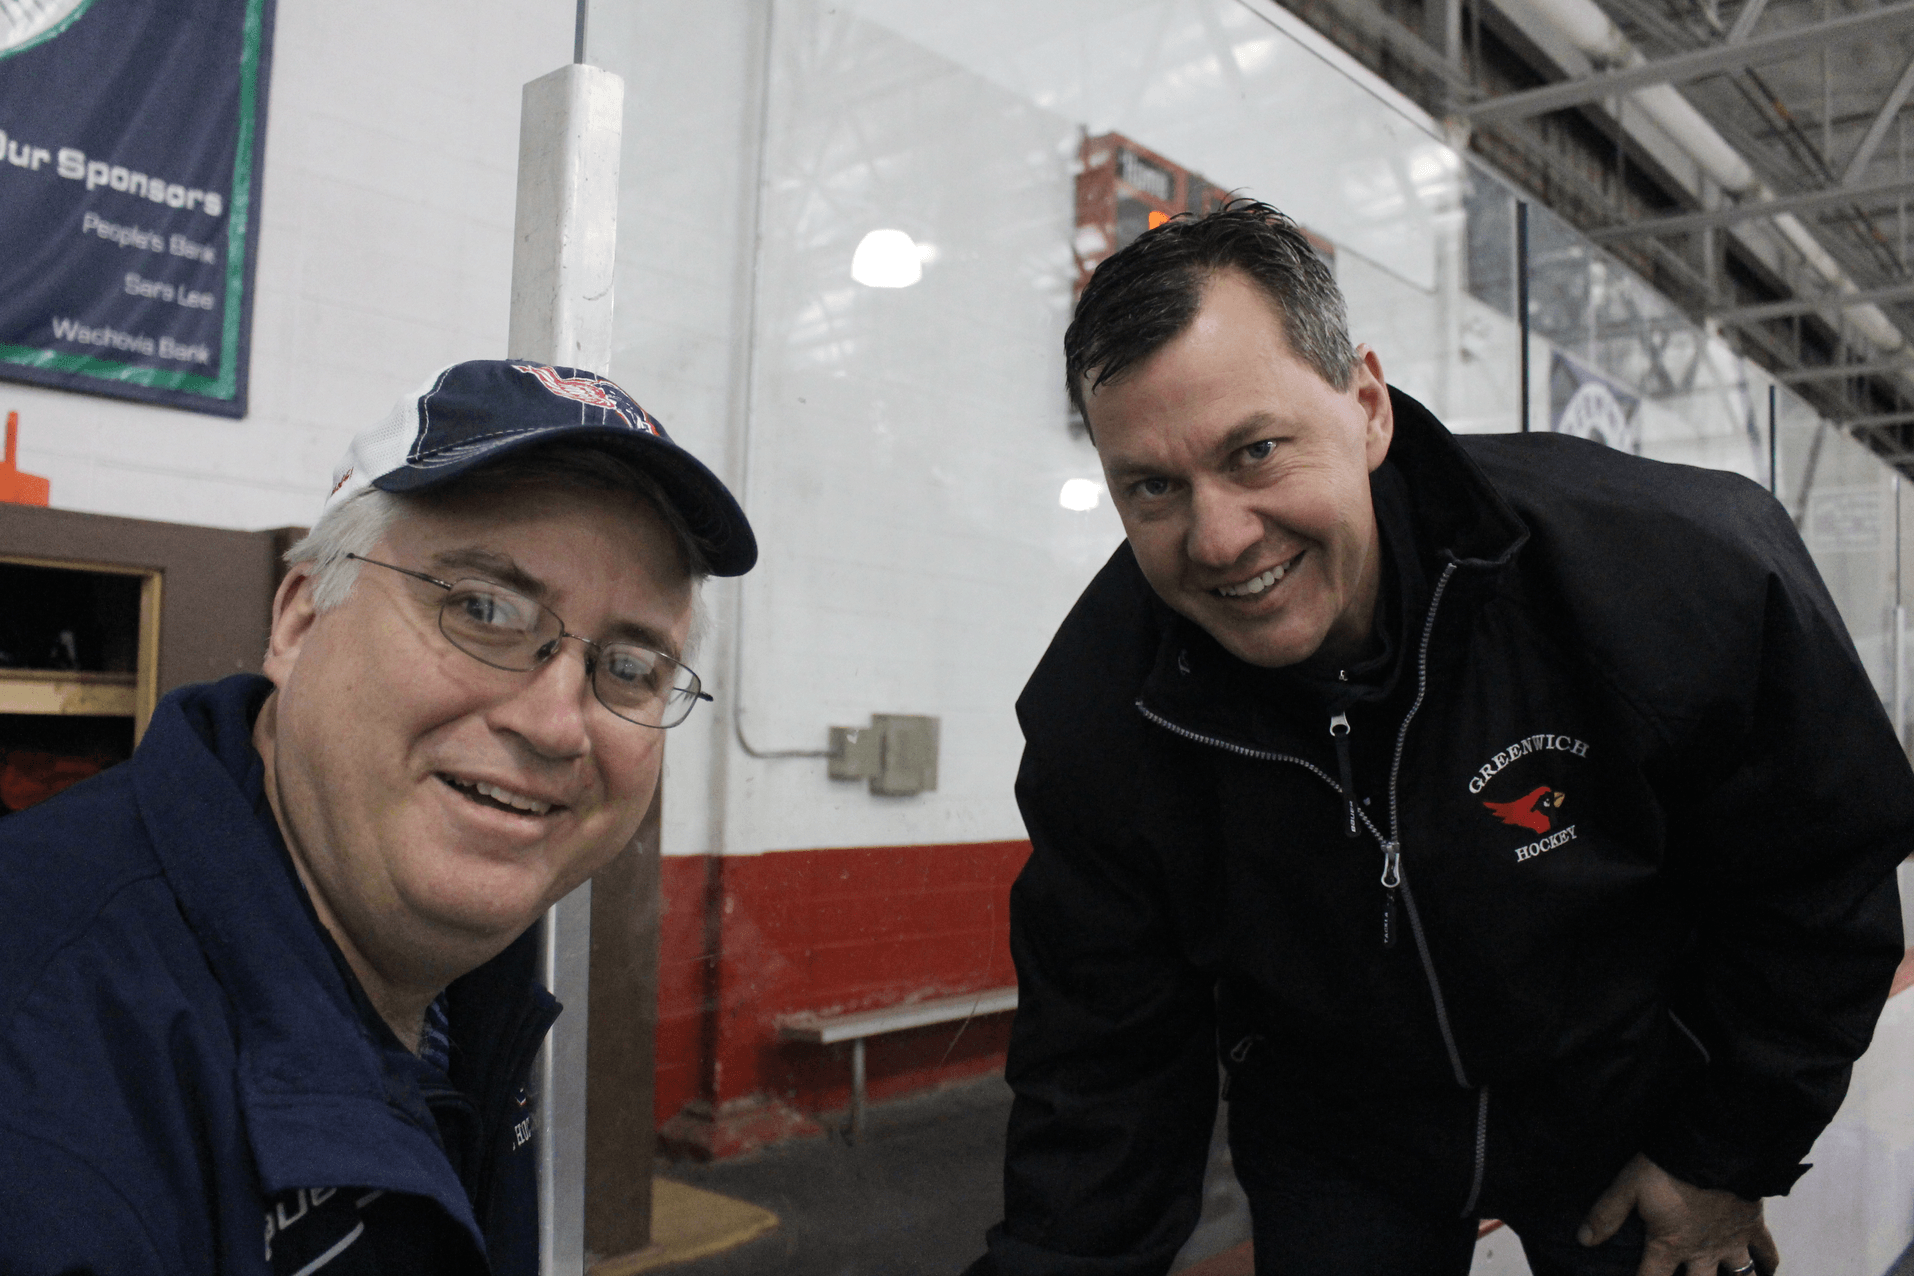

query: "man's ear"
left=1352, top=344, right=1394, bottom=471
left=262, top=566, right=321, bottom=689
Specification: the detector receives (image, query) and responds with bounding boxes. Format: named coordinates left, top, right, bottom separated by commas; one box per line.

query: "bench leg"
left=849, top=1036, right=867, bottom=1145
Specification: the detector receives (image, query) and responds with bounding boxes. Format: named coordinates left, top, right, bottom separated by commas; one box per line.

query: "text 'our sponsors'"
left=2, top=127, right=226, bottom=216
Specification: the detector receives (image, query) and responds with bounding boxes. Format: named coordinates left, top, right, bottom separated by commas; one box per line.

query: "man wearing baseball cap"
left=0, top=360, right=755, bottom=1274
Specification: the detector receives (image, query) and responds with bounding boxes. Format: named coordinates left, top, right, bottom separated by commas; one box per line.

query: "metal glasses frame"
left=343, top=552, right=711, bottom=728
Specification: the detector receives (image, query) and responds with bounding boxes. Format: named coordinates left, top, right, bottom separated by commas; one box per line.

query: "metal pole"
left=1898, top=474, right=1906, bottom=747
left=1518, top=200, right=1531, bottom=433
left=1768, top=384, right=1777, bottom=495
left=850, top=1037, right=867, bottom=1144
left=573, top=0, right=588, bottom=64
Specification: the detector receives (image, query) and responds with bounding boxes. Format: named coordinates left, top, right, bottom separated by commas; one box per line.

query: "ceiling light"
left=1059, top=478, right=1102, bottom=511
left=851, top=229, right=923, bottom=288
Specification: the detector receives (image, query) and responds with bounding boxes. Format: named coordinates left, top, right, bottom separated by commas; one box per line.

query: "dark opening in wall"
left=0, top=562, right=142, bottom=673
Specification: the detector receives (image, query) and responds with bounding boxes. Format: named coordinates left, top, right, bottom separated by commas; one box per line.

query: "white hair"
left=284, top=445, right=712, bottom=654
left=285, top=486, right=405, bottom=612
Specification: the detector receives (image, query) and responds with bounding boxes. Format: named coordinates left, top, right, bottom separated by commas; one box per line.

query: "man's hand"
left=1579, top=1153, right=1780, bottom=1275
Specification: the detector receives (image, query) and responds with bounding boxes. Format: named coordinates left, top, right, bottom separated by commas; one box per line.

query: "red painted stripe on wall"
left=655, top=840, right=1032, bottom=1131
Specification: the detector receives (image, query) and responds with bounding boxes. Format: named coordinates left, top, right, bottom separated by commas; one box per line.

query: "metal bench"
left=778, top=986, right=1019, bottom=1142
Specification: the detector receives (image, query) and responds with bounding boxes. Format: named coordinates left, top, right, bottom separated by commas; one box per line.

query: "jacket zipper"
left=1137, top=562, right=1490, bottom=1212
left=1329, top=711, right=1360, bottom=839
left=1462, top=1086, right=1491, bottom=1217
left=1331, top=710, right=1397, bottom=947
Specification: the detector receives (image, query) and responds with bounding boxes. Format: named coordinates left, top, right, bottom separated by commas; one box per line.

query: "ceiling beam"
left=1858, top=447, right=1914, bottom=471
left=1725, top=0, right=1770, bottom=42
left=1460, top=3, right=1914, bottom=125
left=1842, top=49, right=1914, bottom=185
left=1843, top=411, right=1914, bottom=429
left=1778, top=357, right=1914, bottom=383
left=1590, top=174, right=1914, bottom=242
left=1713, top=279, right=1914, bottom=324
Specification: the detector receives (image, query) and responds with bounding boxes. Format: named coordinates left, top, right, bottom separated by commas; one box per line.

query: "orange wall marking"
left=1, top=412, right=50, bottom=507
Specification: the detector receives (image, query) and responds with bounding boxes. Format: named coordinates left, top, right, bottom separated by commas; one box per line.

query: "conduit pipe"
left=1500, top=0, right=1906, bottom=354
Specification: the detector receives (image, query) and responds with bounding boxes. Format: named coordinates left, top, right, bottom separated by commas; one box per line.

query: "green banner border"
left=0, top=0, right=266, bottom=405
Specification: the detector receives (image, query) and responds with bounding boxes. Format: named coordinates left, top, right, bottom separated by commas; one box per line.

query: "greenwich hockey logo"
left=1466, top=733, right=1589, bottom=793
left=1483, top=784, right=1564, bottom=834
left=1471, top=733, right=1588, bottom=863
left=1482, top=785, right=1578, bottom=862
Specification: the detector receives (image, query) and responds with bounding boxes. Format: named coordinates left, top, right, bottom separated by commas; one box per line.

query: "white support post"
left=850, top=1037, right=867, bottom=1145
left=507, top=54, right=625, bottom=1276
left=508, top=63, right=624, bottom=371
left=538, top=887, right=593, bottom=1276
left=1895, top=603, right=1906, bottom=749
left=1898, top=475, right=1907, bottom=751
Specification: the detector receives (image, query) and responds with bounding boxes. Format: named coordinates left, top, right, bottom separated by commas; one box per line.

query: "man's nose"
left=492, top=640, right=594, bottom=761
left=1185, top=482, right=1263, bottom=570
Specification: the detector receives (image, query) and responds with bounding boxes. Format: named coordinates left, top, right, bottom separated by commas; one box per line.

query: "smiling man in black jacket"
left=967, top=203, right=1912, bottom=1276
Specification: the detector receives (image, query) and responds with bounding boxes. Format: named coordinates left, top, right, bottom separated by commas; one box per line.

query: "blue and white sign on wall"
left=1549, top=350, right=1641, bottom=454
left=0, top=0, right=274, bottom=418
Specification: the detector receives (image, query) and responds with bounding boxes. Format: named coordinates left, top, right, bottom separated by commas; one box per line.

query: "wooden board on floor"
left=587, top=1178, right=778, bottom=1275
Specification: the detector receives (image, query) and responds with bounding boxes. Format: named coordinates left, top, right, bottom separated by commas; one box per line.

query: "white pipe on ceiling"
left=1501, top=0, right=1905, bottom=354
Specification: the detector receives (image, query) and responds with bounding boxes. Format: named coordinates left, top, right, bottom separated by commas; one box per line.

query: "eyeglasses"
left=344, top=553, right=710, bottom=729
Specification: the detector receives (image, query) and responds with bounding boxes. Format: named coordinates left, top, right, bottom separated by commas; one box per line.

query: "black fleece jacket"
left=974, top=389, right=1912, bottom=1276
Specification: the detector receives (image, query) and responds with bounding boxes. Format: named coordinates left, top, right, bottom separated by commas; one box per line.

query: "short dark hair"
left=1064, top=200, right=1355, bottom=424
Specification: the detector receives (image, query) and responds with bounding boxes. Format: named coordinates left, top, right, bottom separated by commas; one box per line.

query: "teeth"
left=1217, top=559, right=1290, bottom=598
left=464, top=779, right=552, bottom=815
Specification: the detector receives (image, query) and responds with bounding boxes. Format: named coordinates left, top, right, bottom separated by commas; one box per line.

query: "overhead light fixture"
left=1059, top=478, right=1102, bottom=511
left=851, top=229, right=923, bottom=288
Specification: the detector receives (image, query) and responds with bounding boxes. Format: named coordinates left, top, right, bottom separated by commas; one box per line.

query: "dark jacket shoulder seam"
left=0, top=1120, right=178, bottom=1273
left=1, top=867, right=172, bottom=1038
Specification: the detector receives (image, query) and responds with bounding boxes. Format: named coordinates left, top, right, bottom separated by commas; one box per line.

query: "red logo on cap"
left=513, top=364, right=657, bottom=435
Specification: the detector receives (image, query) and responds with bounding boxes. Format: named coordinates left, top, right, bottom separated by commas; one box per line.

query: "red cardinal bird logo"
left=1482, top=785, right=1565, bottom=834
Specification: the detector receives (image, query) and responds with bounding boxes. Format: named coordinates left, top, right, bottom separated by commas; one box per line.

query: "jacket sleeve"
left=1635, top=492, right=1912, bottom=1200
left=0, top=1126, right=172, bottom=1274
left=969, top=744, right=1220, bottom=1276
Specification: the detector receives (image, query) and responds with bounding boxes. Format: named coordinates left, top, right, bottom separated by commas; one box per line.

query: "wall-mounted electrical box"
left=828, top=714, right=940, bottom=796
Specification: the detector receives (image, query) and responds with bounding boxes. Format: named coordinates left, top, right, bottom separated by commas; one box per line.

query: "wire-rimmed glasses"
left=344, top=553, right=710, bottom=729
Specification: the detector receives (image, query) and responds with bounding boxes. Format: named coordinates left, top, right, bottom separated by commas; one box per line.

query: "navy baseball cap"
left=327, top=360, right=756, bottom=576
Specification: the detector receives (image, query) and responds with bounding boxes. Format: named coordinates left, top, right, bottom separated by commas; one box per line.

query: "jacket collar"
left=130, top=674, right=548, bottom=1247
left=1385, top=387, right=1527, bottom=570
left=1135, top=388, right=1528, bottom=746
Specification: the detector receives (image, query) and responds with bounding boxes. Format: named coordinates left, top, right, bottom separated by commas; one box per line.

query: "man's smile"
left=1214, top=550, right=1305, bottom=599
left=437, top=772, right=565, bottom=817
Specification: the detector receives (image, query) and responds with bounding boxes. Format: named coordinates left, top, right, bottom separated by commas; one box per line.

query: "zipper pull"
left=1329, top=711, right=1358, bottom=838
left=1380, top=841, right=1401, bottom=950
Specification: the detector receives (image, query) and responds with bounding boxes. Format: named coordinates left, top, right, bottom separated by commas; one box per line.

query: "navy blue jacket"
left=0, top=675, right=557, bottom=1274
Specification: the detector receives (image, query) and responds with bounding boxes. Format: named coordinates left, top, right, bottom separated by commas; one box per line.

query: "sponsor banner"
left=1549, top=350, right=1641, bottom=454
left=0, top=0, right=274, bottom=417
